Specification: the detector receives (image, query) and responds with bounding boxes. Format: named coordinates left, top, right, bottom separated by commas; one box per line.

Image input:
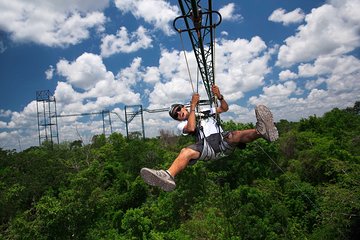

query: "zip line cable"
left=254, top=140, right=359, bottom=237
left=255, top=141, right=318, bottom=209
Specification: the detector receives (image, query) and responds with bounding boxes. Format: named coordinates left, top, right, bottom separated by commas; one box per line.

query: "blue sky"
left=0, top=0, right=359, bottom=151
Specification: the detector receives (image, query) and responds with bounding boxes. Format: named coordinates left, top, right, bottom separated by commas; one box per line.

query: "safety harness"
left=195, top=109, right=235, bottom=161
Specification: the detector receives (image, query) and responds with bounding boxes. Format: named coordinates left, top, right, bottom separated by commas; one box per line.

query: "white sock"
left=165, top=170, right=174, bottom=179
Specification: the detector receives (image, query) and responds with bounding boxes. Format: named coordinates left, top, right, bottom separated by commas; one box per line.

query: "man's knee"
left=225, top=131, right=246, bottom=149
left=224, top=131, right=237, bottom=142
left=180, top=147, right=199, bottom=159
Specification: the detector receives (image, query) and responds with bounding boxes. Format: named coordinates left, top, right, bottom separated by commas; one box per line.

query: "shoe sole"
left=255, top=105, right=279, bottom=142
left=140, top=168, right=176, bottom=192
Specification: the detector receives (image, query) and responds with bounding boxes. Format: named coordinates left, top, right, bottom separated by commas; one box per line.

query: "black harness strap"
left=195, top=110, right=234, bottom=160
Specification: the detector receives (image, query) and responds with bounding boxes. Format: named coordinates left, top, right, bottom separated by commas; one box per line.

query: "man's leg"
left=140, top=147, right=200, bottom=191
left=167, top=147, right=200, bottom=177
left=224, top=105, right=279, bottom=144
left=224, top=129, right=261, bottom=145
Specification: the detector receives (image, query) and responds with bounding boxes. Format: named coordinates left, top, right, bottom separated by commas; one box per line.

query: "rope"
left=179, top=31, right=196, bottom=94
left=255, top=141, right=318, bottom=208
left=196, top=66, right=199, bottom=94
left=213, top=25, right=216, bottom=87
left=254, top=140, right=358, bottom=240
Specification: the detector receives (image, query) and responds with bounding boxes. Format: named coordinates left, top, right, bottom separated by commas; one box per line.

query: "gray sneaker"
left=140, top=168, right=176, bottom=192
left=255, top=105, right=279, bottom=142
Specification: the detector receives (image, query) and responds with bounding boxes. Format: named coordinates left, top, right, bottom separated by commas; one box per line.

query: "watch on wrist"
left=218, top=95, right=224, bottom=101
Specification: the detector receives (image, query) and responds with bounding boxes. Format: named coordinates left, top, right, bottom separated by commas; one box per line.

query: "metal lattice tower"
left=124, top=105, right=145, bottom=139
left=36, top=90, right=59, bottom=146
left=173, top=0, right=222, bottom=105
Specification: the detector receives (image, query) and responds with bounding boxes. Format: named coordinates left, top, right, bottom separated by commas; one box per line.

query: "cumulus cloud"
left=298, top=55, right=341, bottom=77
left=305, top=78, right=326, bottom=90
left=219, top=3, right=243, bottom=22
left=0, top=40, right=6, bottom=53
left=0, top=102, right=39, bottom=150
left=45, top=65, right=54, bottom=80
left=221, top=31, right=229, bottom=37
left=116, top=57, right=143, bottom=87
left=143, top=66, right=160, bottom=84
left=279, top=70, right=298, bottom=81
left=276, top=0, right=360, bottom=67
left=114, top=0, right=179, bottom=36
left=224, top=104, right=254, bottom=123
left=147, top=48, right=199, bottom=108
left=147, top=36, right=272, bottom=109
left=52, top=52, right=142, bottom=116
left=248, top=54, right=360, bottom=121
left=215, top=36, right=271, bottom=101
left=0, top=0, right=108, bottom=47
left=56, top=53, right=113, bottom=90
left=249, top=81, right=299, bottom=111
left=0, top=109, right=12, bottom=118
left=100, top=26, right=153, bottom=57
left=299, top=55, right=360, bottom=93
left=268, top=8, right=305, bottom=26
left=150, top=78, right=193, bottom=107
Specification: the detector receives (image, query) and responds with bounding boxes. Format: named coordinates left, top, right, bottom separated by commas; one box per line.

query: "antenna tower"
left=36, top=90, right=59, bottom=146
left=124, top=105, right=145, bottom=139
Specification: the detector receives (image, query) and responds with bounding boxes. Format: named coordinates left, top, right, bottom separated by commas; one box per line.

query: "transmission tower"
left=124, top=105, right=145, bottom=139
left=36, top=90, right=59, bottom=146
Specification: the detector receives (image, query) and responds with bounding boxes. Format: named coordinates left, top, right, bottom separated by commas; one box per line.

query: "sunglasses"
left=173, top=105, right=184, bottom=119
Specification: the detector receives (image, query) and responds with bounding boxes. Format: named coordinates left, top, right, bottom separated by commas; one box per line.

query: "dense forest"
left=1, top=102, right=359, bottom=240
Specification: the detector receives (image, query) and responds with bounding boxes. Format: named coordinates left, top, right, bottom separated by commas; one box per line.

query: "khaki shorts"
left=187, top=131, right=245, bottom=164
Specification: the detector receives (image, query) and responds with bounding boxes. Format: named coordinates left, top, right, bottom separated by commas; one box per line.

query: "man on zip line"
left=141, top=85, right=279, bottom=191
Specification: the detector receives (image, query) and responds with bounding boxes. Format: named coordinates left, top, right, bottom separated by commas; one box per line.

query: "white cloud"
left=0, top=0, right=107, bottom=47
left=0, top=109, right=12, bottom=118
left=0, top=40, right=6, bottom=53
left=219, top=3, right=243, bottom=22
left=34, top=54, right=149, bottom=146
left=150, top=78, right=193, bottom=107
left=298, top=55, right=341, bottom=78
left=55, top=53, right=141, bottom=114
left=147, top=48, right=199, bottom=108
left=1, top=101, right=39, bottom=151
left=249, top=54, right=360, bottom=121
left=114, top=0, right=179, bottom=36
left=223, top=104, right=254, bottom=123
left=147, top=36, right=272, bottom=110
left=215, top=36, right=271, bottom=101
left=56, top=52, right=113, bottom=90
left=279, top=70, right=298, bottom=81
left=221, top=31, right=229, bottom=37
left=277, top=0, right=360, bottom=67
left=116, top=57, right=143, bottom=86
left=296, top=55, right=360, bottom=93
left=143, top=66, right=160, bottom=84
left=263, top=81, right=297, bottom=97
left=45, top=65, right=54, bottom=80
left=248, top=81, right=298, bottom=108
left=7, top=101, right=37, bottom=129
left=322, top=55, right=360, bottom=93
left=53, top=82, right=81, bottom=106
left=0, top=121, right=7, bottom=128
left=268, top=8, right=305, bottom=26
left=305, top=78, right=326, bottom=90
left=100, top=26, right=153, bottom=57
